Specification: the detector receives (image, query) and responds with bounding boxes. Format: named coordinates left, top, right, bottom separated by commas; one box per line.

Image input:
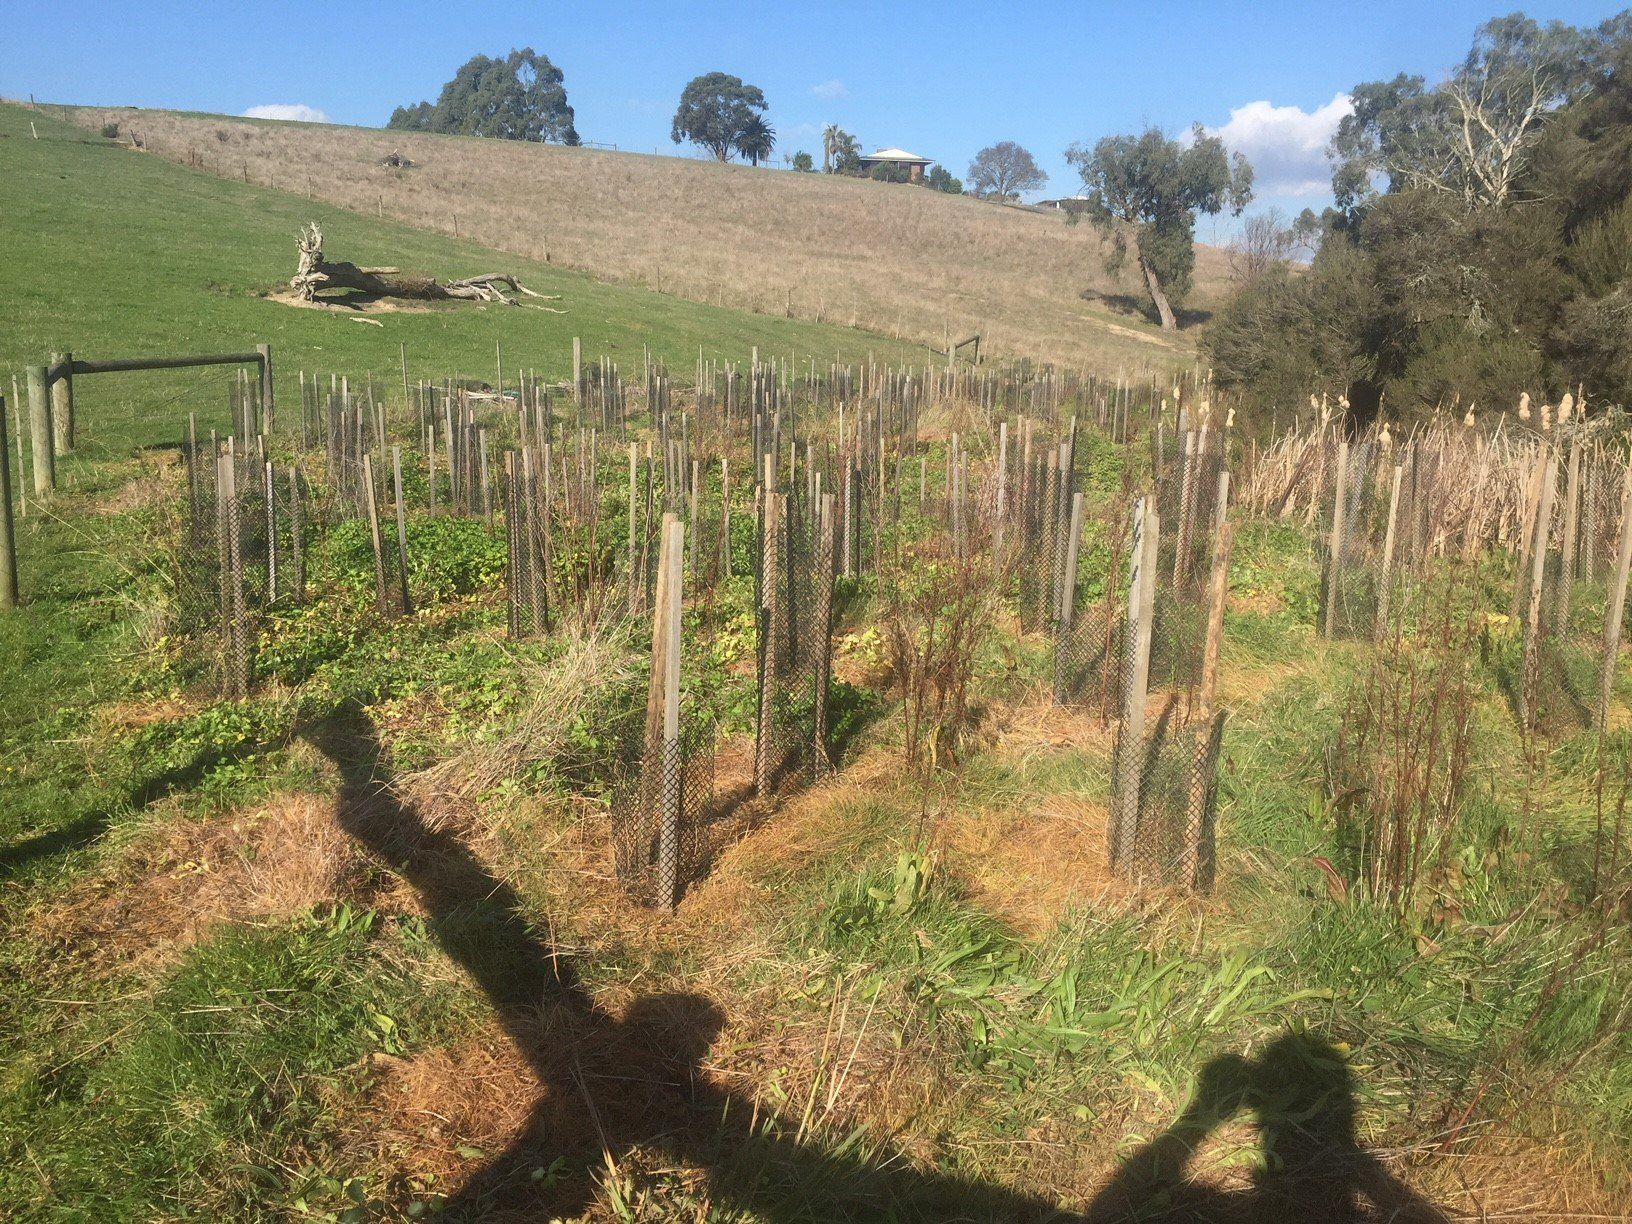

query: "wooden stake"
left=1558, top=439, right=1582, bottom=628
left=361, top=453, right=390, bottom=617
left=1600, top=458, right=1632, bottom=730
left=26, top=366, right=53, bottom=495
left=392, top=446, right=413, bottom=616
left=1112, top=498, right=1158, bottom=875
left=815, top=492, right=836, bottom=771
left=1375, top=464, right=1404, bottom=639
left=0, top=393, right=17, bottom=608
left=1060, top=491, right=1086, bottom=626
left=1520, top=449, right=1560, bottom=728
left=651, top=514, right=684, bottom=910
left=756, top=458, right=780, bottom=800
left=1323, top=440, right=1350, bottom=638
left=1197, top=471, right=1231, bottom=716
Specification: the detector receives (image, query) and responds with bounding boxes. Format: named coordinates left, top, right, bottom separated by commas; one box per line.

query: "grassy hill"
left=64, top=104, right=1218, bottom=374
left=0, top=102, right=928, bottom=451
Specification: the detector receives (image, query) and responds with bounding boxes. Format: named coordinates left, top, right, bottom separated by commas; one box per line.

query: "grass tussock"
left=396, top=625, right=640, bottom=830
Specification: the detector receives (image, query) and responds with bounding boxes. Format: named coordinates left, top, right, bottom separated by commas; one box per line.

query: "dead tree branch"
left=290, top=223, right=541, bottom=304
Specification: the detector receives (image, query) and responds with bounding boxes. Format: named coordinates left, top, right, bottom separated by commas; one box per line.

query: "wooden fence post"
left=9, top=376, right=25, bottom=520
left=1112, top=498, right=1158, bottom=875
left=256, top=343, right=274, bottom=434
left=1059, top=491, right=1086, bottom=627
left=50, top=353, right=73, bottom=453
left=27, top=366, right=54, bottom=495
left=1600, top=459, right=1632, bottom=730
left=0, top=394, right=16, bottom=608
left=1185, top=713, right=1226, bottom=893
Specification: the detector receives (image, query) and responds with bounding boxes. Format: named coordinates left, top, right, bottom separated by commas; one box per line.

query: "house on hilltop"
left=858, top=147, right=932, bottom=183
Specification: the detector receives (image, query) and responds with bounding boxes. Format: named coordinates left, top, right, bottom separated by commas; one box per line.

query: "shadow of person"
left=305, top=705, right=1072, bottom=1222
left=1085, top=1033, right=1449, bottom=1224
left=446, top=988, right=1082, bottom=1222
left=2, top=726, right=273, bottom=877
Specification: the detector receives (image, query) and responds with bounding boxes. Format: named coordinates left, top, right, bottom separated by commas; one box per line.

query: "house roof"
left=861, top=147, right=932, bottom=164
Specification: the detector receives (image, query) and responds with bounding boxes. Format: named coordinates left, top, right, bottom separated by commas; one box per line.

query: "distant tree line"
left=385, top=51, right=1006, bottom=197
left=1207, top=11, right=1632, bottom=415
left=388, top=49, right=579, bottom=144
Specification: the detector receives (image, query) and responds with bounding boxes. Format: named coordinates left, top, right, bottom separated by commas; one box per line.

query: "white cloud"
left=1208, top=93, right=1351, bottom=196
left=811, top=79, right=847, bottom=100
left=243, top=104, right=330, bottom=123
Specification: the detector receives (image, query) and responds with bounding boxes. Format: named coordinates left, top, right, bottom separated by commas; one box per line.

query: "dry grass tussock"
left=71, top=107, right=1227, bottom=371
left=938, top=798, right=1122, bottom=937
left=397, top=627, right=635, bottom=833
left=1242, top=413, right=1627, bottom=558
left=32, top=794, right=373, bottom=975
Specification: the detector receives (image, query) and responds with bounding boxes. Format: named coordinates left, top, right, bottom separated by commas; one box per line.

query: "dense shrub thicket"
left=1208, top=13, right=1632, bottom=418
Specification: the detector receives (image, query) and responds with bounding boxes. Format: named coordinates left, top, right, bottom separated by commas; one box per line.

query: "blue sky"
left=5, top=0, right=1628, bottom=235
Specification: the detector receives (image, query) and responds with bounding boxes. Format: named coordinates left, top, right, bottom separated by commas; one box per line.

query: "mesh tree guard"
left=1114, top=704, right=1226, bottom=889
left=175, top=433, right=313, bottom=699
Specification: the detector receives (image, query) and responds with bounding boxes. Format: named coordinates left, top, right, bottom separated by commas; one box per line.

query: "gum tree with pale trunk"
left=1067, top=125, right=1253, bottom=331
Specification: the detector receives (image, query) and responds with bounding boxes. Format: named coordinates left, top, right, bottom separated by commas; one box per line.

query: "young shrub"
left=1326, top=575, right=1478, bottom=912
left=880, top=534, right=995, bottom=772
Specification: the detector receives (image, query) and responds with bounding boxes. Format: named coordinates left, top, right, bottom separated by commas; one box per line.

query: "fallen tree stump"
left=290, top=222, right=541, bottom=305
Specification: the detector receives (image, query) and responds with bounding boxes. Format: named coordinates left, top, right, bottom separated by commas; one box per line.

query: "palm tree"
left=737, top=115, right=775, bottom=167
left=822, top=123, right=840, bottom=174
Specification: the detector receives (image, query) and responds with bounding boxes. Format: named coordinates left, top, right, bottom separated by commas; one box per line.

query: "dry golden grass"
left=1242, top=413, right=1629, bottom=561
left=32, top=794, right=374, bottom=975
left=70, top=106, right=1230, bottom=372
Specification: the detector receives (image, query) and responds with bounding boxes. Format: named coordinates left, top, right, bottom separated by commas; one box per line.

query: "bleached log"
left=290, top=223, right=539, bottom=305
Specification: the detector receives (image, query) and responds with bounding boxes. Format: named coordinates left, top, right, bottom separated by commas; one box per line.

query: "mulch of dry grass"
left=30, top=793, right=377, bottom=977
